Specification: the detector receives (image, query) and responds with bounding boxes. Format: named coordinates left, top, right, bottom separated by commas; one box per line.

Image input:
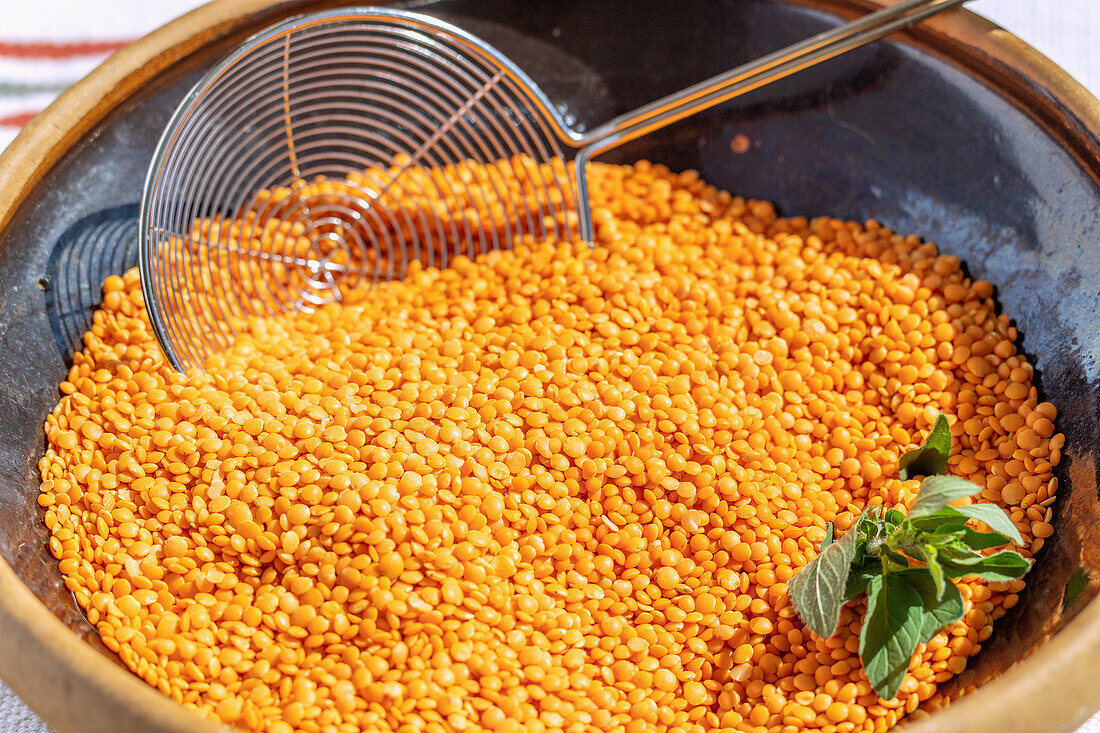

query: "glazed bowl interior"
left=2, top=0, right=1100, bottom=730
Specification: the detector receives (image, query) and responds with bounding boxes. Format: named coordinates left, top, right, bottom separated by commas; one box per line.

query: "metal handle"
left=574, top=0, right=969, bottom=155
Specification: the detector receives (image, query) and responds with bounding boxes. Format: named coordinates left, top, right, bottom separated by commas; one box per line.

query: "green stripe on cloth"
left=0, top=80, right=71, bottom=97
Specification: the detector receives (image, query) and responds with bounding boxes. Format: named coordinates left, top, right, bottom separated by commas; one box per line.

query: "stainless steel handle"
left=574, top=0, right=969, bottom=155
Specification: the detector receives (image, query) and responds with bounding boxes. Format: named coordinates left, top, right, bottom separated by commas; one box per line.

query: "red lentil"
left=38, top=160, right=1061, bottom=733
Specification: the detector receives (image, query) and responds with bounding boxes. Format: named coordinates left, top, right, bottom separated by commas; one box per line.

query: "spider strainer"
left=140, top=0, right=967, bottom=371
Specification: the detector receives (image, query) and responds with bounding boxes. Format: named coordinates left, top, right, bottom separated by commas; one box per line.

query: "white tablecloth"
left=0, top=1, right=1096, bottom=731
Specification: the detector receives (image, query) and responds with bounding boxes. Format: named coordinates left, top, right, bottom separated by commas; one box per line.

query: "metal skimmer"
left=140, top=0, right=967, bottom=371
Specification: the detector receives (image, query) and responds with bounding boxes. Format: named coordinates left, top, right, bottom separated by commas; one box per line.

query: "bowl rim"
left=0, top=1, right=1097, bottom=731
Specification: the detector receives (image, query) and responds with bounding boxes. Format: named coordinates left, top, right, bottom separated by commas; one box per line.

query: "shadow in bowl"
left=43, top=204, right=140, bottom=361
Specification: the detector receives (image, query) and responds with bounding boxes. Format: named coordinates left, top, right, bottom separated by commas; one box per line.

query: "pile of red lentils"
left=39, top=161, right=1062, bottom=733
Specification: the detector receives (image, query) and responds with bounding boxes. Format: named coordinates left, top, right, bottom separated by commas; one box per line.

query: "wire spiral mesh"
left=140, top=9, right=579, bottom=371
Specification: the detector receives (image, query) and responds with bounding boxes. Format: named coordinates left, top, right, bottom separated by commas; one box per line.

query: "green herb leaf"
left=822, top=522, right=835, bottom=549
left=789, top=515, right=864, bottom=638
left=895, top=569, right=965, bottom=643
left=1064, top=567, right=1090, bottom=612
left=861, top=509, right=892, bottom=550
left=882, top=549, right=912, bottom=570
left=921, top=545, right=947, bottom=600
left=925, top=535, right=974, bottom=560
left=898, top=413, right=952, bottom=481
left=934, top=541, right=982, bottom=561
left=912, top=507, right=1015, bottom=549
left=954, top=526, right=1012, bottom=551
left=845, top=558, right=879, bottom=600
left=952, top=504, right=1024, bottom=545
left=939, top=549, right=1031, bottom=581
left=909, top=508, right=969, bottom=533
left=860, top=574, right=923, bottom=700
left=884, top=509, right=906, bottom=527
left=907, top=476, right=983, bottom=521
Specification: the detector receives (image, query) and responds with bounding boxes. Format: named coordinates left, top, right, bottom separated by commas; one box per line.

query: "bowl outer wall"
left=0, top=1, right=1097, bottom=732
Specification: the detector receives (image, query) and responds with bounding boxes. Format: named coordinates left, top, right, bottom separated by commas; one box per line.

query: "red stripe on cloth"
left=0, top=111, right=39, bottom=127
left=0, top=40, right=130, bottom=59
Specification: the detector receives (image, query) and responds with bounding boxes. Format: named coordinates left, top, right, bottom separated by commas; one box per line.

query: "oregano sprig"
left=789, top=414, right=1031, bottom=700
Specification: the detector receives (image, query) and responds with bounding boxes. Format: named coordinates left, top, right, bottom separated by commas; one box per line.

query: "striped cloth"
left=0, top=0, right=199, bottom=150
left=0, top=40, right=129, bottom=145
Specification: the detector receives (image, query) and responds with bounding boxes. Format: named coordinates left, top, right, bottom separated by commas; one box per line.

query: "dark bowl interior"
left=2, top=0, right=1100, bottom=707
